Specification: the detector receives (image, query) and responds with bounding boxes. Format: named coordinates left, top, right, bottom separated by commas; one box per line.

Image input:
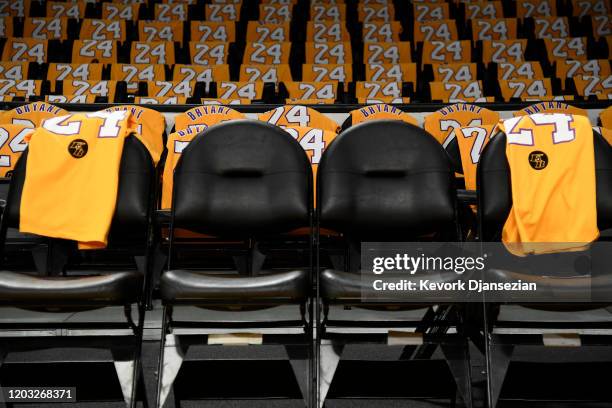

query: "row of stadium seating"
left=0, top=75, right=610, bottom=103
left=0, top=0, right=609, bottom=103
left=1, top=113, right=612, bottom=408
left=2, top=0, right=610, bottom=21
left=1, top=16, right=610, bottom=42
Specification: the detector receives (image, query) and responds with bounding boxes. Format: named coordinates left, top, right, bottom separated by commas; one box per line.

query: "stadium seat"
left=0, top=134, right=156, bottom=408
left=316, top=120, right=472, bottom=407
left=477, top=121, right=612, bottom=408
left=156, top=120, right=313, bottom=407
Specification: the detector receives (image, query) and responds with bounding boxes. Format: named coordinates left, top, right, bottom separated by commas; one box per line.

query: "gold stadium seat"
left=516, top=0, right=558, bottom=18
left=310, top=2, right=346, bottom=22
left=47, top=1, right=86, bottom=19
left=247, top=21, right=289, bottom=42
left=357, top=3, right=395, bottom=22
left=47, top=62, right=103, bottom=82
left=138, top=20, right=183, bottom=43
left=555, top=59, right=611, bottom=89
left=172, top=63, right=230, bottom=83
left=413, top=2, right=451, bottom=22
left=429, top=80, right=491, bottom=103
left=259, top=2, right=293, bottom=24
left=242, top=41, right=291, bottom=65
left=142, top=80, right=203, bottom=102
left=425, top=62, right=482, bottom=83
left=414, top=20, right=459, bottom=44
left=573, top=74, right=612, bottom=99
left=281, top=81, right=339, bottom=102
left=50, top=79, right=121, bottom=103
left=461, top=1, right=504, bottom=20
left=364, top=41, right=411, bottom=65
left=544, top=37, right=589, bottom=64
left=154, top=3, right=188, bottom=22
left=187, top=41, right=230, bottom=65
left=241, top=63, right=293, bottom=83
left=23, top=17, right=69, bottom=40
left=0, top=79, right=44, bottom=100
left=306, top=41, right=352, bottom=64
left=0, top=0, right=27, bottom=18
left=571, top=0, right=611, bottom=18
left=529, top=16, right=571, bottom=39
left=101, top=2, right=140, bottom=21
left=129, top=41, right=175, bottom=65
left=361, top=20, right=402, bottom=43
left=111, top=63, right=167, bottom=93
left=204, top=2, right=242, bottom=22
left=2, top=38, right=49, bottom=64
left=353, top=81, right=405, bottom=102
left=480, top=39, right=528, bottom=65
left=302, top=63, right=352, bottom=83
left=498, top=78, right=556, bottom=101
left=307, top=21, right=350, bottom=42
left=80, top=18, right=127, bottom=41
left=420, top=39, right=472, bottom=69
left=191, top=21, right=236, bottom=42
left=365, top=62, right=418, bottom=84
left=470, top=18, right=519, bottom=41
left=72, top=39, right=118, bottom=64
left=488, top=61, right=545, bottom=81
left=0, top=62, right=31, bottom=81
left=590, top=14, right=612, bottom=39
left=212, top=81, right=265, bottom=101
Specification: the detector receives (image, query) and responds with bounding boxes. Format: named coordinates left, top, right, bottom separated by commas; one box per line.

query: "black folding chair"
left=477, top=127, right=612, bottom=408
left=0, top=135, right=156, bottom=408
left=155, top=120, right=314, bottom=408
left=316, top=120, right=473, bottom=407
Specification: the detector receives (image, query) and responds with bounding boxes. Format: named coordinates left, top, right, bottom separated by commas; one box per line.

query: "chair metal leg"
left=485, top=334, right=514, bottom=408
left=318, top=340, right=343, bottom=408
left=285, top=344, right=311, bottom=407
left=112, top=345, right=138, bottom=408
left=441, top=340, right=473, bottom=408
left=156, top=307, right=189, bottom=408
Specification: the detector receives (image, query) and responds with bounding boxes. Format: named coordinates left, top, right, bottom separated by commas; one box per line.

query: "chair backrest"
left=2, top=135, right=155, bottom=245
left=171, top=120, right=312, bottom=237
left=318, top=120, right=457, bottom=241
left=478, top=130, right=612, bottom=241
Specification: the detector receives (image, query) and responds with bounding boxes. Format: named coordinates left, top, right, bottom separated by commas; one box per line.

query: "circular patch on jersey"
left=68, top=139, right=88, bottom=159
left=528, top=151, right=548, bottom=170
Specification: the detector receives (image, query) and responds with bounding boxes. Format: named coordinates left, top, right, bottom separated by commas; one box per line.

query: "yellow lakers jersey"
left=345, top=104, right=418, bottom=129
left=454, top=124, right=497, bottom=191
left=423, top=103, right=500, bottom=146
left=600, top=105, right=612, bottom=129
left=282, top=125, right=337, bottom=203
left=174, top=105, right=245, bottom=132
left=258, top=105, right=340, bottom=133
left=161, top=125, right=207, bottom=209
left=499, top=114, right=598, bottom=256
left=0, top=102, right=68, bottom=128
left=516, top=101, right=589, bottom=119
left=20, top=110, right=138, bottom=249
left=0, top=124, right=33, bottom=177
left=105, top=105, right=165, bottom=164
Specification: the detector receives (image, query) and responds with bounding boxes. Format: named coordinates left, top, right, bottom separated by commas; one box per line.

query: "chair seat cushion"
left=160, top=269, right=309, bottom=304
left=321, top=269, right=461, bottom=303
left=0, top=270, right=143, bottom=305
